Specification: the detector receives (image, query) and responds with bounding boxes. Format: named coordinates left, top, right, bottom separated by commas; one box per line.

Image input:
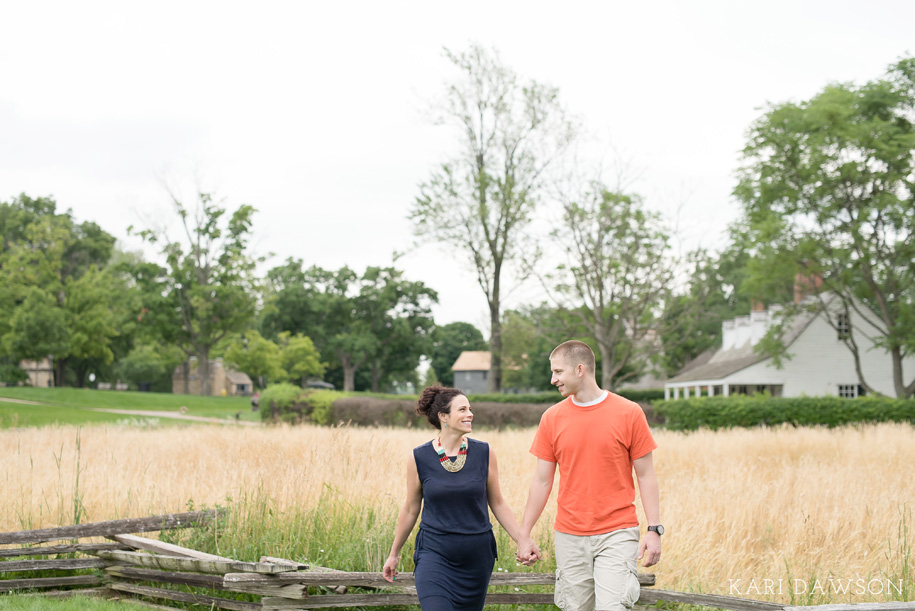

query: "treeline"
left=3, top=51, right=914, bottom=397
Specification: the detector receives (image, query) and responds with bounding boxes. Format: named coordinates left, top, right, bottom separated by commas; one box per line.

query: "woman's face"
left=440, top=395, right=473, bottom=434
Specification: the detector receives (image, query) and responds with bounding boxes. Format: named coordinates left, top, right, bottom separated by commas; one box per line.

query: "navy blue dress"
left=413, top=437, right=497, bottom=611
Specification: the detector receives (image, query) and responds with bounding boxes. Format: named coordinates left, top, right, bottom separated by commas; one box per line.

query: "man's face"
left=550, top=355, right=581, bottom=397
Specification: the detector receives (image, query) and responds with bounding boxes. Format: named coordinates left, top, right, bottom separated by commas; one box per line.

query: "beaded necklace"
left=433, top=436, right=468, bottom=473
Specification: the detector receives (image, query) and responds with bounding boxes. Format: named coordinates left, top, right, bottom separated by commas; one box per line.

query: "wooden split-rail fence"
left=2, top=511, right=913, bottom=611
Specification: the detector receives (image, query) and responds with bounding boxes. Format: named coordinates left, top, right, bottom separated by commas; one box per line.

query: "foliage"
left=131, top=191, right=261, bottom=396
left=278, top=332, right=326, bottom=387
left=0, top=194, right=118, bottom=386
left=304, top=389, right=341, bottom=425
left=655, top=395, right=915, bottom=431
left=410, top=44, right=577, bottom=392
left=500, top=305, right=588, bottom=392
left=658, top=247, right=758, bottom=376
left=221, top=329, right=285, bottom=388
left=734, top=57, right=915, bottom=398
left=550, top=184, right=677, bottom=390
left=430, top=322, right=487, bottom=387
left=116, top=341, right=185, bottom=392
left=261, top=261, right=436, bottom=392
left=258, top=382, right=307, bottom=423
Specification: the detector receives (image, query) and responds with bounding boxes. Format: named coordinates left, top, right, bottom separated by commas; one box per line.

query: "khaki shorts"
left=554, top=527, right=641, bottom=611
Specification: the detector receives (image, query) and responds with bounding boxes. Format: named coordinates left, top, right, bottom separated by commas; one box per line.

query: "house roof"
left=451, top=351, right=491, bottom=372
left=667, top=305, right=818, bottom=384
left=226, top=370, right=253, bottom=385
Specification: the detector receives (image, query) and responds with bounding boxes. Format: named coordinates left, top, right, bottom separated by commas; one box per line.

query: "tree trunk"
left=341, top=354, right=356, bottom=392
left=488, top=303, right=502, bottom=393
left=343, top=365, right=356, bottom=392
left=598, top=340, right=615, bottom=392
left=55, top=357, right=67, bottom=388
left=198, top=350, right=211, bottom=396
left=370, top=359, right=381, bottom=393
left=182, top=361, right=190, bottom=394
left=890, top=346, right=911, bottom=399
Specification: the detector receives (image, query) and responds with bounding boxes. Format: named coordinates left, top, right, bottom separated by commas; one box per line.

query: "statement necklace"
left=433, top=436, right=468, bottom=473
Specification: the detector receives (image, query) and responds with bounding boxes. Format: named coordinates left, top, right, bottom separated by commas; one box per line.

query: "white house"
left=664, top=295, right=914, bottom=400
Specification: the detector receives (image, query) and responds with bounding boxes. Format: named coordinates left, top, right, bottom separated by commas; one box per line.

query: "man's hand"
left=515, top=536, right=542, bottom=566
left=638, top=532, right=661, bottom=567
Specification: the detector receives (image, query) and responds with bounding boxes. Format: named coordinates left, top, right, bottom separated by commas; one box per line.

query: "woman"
left=382, top=385, right=532, bottom=610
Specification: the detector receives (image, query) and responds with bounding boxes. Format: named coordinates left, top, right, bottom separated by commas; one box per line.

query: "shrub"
left=318, top=396, right=552, bottom=429
left=259, top=383, right=307, bottom=423
left=655, top=395, right=915, bottom=431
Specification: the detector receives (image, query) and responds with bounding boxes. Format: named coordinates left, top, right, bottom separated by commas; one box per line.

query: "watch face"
left=650, top=525, right=664, bottom=535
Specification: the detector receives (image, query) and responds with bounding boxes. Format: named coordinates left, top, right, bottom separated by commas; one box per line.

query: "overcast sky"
left=2, top=1, right=912, bottom=333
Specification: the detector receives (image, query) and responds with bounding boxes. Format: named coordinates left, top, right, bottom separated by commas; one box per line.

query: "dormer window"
left=836, top=312, right=850, bottom=340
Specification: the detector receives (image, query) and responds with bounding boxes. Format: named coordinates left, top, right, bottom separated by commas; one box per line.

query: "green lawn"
left=0, top=594, right=140, bottom=610
left=0, top=387, right=259, bottom=429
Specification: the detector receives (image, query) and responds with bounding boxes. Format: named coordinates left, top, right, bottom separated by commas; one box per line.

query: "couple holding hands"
left=382, top=340, right=663, bottom=611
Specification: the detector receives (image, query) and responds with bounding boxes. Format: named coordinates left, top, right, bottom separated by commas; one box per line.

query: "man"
left=517, top=340, right=662, bottom=611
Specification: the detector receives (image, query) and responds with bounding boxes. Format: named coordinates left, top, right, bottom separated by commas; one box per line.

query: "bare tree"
left=410, top=44, right=577, bottom=391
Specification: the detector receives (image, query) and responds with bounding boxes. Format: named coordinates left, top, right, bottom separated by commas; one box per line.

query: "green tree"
left=410, top=44, right=577, bottom=392
left=549, top=184, right=677, bottom=390
left=117, top=342, right=184, bottom=392
left=63, top=266, right=121, bottom=386
left=1, top=287, right=69, bottom=375
left=222, top=330, right=285, bottom=388
left=430, top=322, right=487, bottom=387
left=735, top=57, right=915, bottom=398
left=277, top=332, right=326, bottom=387
left=501, top=304, right=591, bottom=392
left=0, top=195, right=117, bottom=385
left=260, top=262, right=437, bottom=392
left=132, top=191, right=261, bottom=396
left=331, top=267, right=437, bottom=392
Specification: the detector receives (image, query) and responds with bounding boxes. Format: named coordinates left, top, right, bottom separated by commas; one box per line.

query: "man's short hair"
left=550, top=340, right=596, bottom=376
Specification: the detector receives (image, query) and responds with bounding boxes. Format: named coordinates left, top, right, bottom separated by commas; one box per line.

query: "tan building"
left=20, top=359, right=54, bottom=387
left=172, top=358, right=253, bottom=397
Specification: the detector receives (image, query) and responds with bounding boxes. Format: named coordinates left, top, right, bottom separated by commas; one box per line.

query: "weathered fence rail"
left=3, top=511, right=914, bottom=611
left=0, top=509, right=220, bottom=595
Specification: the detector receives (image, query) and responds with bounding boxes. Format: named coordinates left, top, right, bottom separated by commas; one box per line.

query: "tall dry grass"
left=1, top=422, right=912, bottom=603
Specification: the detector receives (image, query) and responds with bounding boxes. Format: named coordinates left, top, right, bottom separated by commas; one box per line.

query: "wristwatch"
left=647, top=525, right=664, bottom=536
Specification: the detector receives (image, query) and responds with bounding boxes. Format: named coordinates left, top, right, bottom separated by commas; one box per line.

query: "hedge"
left=654, top=395, right=915, bottom=431
left=356, top=388, right=665, bottom=405
left=260, top=388, right=659, bottom=429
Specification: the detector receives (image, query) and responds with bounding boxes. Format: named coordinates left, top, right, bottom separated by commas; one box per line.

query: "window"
left=836, top=312, right=850, bottom=340
left=838, top=384, right=860, bottom=398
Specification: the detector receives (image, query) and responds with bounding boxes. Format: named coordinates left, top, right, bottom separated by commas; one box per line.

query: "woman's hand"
left=382, top=554, right=399, bottom=582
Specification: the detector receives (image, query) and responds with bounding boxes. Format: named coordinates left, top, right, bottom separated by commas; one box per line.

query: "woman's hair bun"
left=416, top=385, right=464, bottom=430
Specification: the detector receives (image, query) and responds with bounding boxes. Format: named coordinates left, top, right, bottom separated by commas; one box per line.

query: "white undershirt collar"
left=571, top=390, right=609, bottom=407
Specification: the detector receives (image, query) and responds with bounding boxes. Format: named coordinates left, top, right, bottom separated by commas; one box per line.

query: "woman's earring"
left=443, top=422, right=448, bottom=429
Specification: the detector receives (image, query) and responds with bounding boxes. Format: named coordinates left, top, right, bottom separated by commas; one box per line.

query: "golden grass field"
left=1, top=421, right=913, bottom=603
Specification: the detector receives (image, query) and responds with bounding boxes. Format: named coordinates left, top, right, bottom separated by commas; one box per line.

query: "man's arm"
left=633, top=452, right=661, bottom=567
left=516, top=458, right=556, bottom=565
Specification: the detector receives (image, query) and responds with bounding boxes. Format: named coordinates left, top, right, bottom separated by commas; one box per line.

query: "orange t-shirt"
left=529, top=392, right=657, bottom=536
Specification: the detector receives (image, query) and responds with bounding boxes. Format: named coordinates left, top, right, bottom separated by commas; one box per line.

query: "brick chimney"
left=794, top=273, right=823, bottom=303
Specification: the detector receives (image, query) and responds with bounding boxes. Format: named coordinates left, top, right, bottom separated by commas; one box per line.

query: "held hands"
left=382, top=555, right=399, bottom=583
left=515, top=536, right=542, bottom=566
left=638, top=531, right=661, bottom=567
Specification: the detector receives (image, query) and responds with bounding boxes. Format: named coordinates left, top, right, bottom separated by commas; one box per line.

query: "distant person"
left=516, top=340, right=662, bottom=611
left=382, top=385, right=534, bottom=610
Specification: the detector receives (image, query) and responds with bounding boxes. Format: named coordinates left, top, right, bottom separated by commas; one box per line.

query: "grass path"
left=0, top=387, right=260, bottom=428
left=88, top=407, right=260, bottom=425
